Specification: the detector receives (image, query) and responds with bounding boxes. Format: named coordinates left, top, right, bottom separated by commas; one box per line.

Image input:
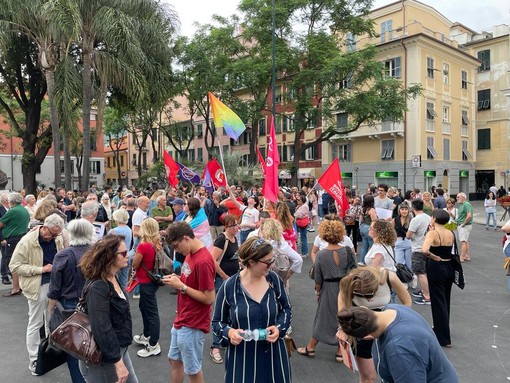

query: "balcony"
left=442, top=122, right=451, bottom=134
left=329, top=121, right=404, bottom=141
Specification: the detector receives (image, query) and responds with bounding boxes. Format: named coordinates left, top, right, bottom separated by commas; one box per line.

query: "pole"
left=271, top=0, right=276, bottom=116
left=217, top=139, right=228, bottom=186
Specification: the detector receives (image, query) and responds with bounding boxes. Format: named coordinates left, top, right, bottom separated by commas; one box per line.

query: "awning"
left=279, top=170, right=292, bottom=179
left=298, top=168, right=317, bottom=179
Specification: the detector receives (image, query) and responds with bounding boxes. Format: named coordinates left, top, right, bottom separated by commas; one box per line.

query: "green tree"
left=104, top=107, right=128, bottom=186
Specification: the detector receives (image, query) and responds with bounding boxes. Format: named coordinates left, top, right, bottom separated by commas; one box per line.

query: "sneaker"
left=133, top=334, right=150, bottom=346
left=137, top=343, right=161, bottom=358
left=133, top=293, right=140, bottom=299
left=29, top=361, right=38, bottom=376
left=414, top=297, right=431, bottom=305
left=307, top=228, right=315, bottom=232
left=411, top=290, right=423, bottom=298
left=210, top=348, right=224, bottom=364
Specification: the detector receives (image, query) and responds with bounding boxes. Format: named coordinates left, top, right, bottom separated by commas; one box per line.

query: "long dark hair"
left=80, top=235, right=125, bottom=281
left=361, top=195, right=374, bottom=215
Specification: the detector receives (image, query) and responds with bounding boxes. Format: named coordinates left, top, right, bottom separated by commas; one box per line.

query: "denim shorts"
left=168, top=326, right=205, bottom=375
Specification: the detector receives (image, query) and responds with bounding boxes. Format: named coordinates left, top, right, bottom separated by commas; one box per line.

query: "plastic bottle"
left=239, top=329, right=268, bottom=341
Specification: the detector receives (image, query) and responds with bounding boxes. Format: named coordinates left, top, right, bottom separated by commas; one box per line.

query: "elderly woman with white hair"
left=24, top=194, right=38, bottom=223
left=48, top=218, right=96, bottom=383
left=109, top=209, right=133, bottom=288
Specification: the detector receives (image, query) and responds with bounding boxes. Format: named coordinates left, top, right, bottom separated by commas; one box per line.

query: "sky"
left=168, top=0, right=509, bottom=37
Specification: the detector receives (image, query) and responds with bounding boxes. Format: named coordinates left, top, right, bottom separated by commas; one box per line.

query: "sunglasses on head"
left=352, top=291, right=376, bottom=299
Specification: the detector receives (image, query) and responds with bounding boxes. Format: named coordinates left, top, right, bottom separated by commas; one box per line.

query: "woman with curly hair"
left=275, top=201, right=297, bottom=251
left=365, top=219, right=397, bottom=271
left=297, top=219, right=356, bottom=361
left=79, top=235, right=138, bottom=382
left=130, top=218, right=162, bottom=358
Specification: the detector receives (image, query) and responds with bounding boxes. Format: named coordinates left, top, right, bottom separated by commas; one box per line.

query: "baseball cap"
left=123, top=190, right=133, bottom=197
left=171, top=198, right=185, bottom=206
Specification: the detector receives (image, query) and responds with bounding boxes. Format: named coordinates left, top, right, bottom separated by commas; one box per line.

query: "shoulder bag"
left=50, top=281, right=103, bottom=365
left=382, top=245, right=414, bottom=284
left=451, top=232, right=465, bottom=289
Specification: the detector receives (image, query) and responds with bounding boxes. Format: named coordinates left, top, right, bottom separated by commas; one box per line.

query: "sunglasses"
left=117, top=250, right=128, bottom=258
left=226, top=224, right=239, bottom=229
left=258, top=257, right=276, bottom=267
left=352, top=291, right=376, bottom=299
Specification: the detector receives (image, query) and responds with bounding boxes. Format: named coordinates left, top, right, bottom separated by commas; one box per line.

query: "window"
left=275, top=115, right=282, bottom=133
left=89, top=161, right=101, bottom=174
left=260, top=147, right=266, bottom=158
left=285, top=114, right=295, bottom=132
left=151, top=128, right=158, bottom=142
left=188, top=148, right=195, bottom=162
left=461, top=110, right=469, bottom=136
left=60, top=160, right=65, bottom=174
left=426, top=102, right=436, bottom=132
left=380, top=20, right=392, bottom=43
left=462, top=141, right=471, bottom=161
left=384, top=57, right=401, bottom=78
left=259, top=118, right=266, bottom=136
left=275, top=85, right=283, bottom=103
left=339, top=143, right=352, bottom=162
left=197, top=124, right=203, bottom=138
left=336, top=113, right=348, bottom=129
left=346, top=32, right=356, bottom=51
left=304, top=145, right=318, bottom=160
left=477, top=128, right=491, bottom=150
left=426, top=137, right=438, bottom=159
left=120, top=155, right=124, bottom=167
left=442, top=105, right=451, bottom=134
left=132, top=154, right=137, bottom=166
left=461, top=70, right=468, bottom=89
left=197, top=148, right=203, bottom=162
left=477, top=49, right=490, bottom=71
left=90, top=134, right=97, bottom=151
left=307, top=110, right=319, bottom=128
left=426, top=57, right=435, bottom=78
left=443, top=63, right=449, bottom=84
left=380, top=140, right=394, bottom=160
left=287, top=87, right=297, bottom=100
left=443, top=138, right=450, bottom=161
left=477, top=89, right=491, bottom=111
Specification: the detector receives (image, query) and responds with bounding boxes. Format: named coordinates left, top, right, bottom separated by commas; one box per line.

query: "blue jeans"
left=395, top=238, right=413, bottom=270
left=60, top=298, right=86, bottom=383
left=139, top=282, right=160, bottom=345
left=486, top=212, right=496, bottom=229
left=240, top=229, right=254, bottom=245
left=80, top=347, right=138, bottom=383
left=359, top=224, right=373, bottom=264
left=298, top=226, right=308, bottom=256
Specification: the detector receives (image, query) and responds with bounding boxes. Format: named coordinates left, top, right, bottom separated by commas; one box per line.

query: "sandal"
left=335, top=353, right=343, bottom=363
left=3, top=289, right=21, bottom=297
left=296, top=346, right=316, bottom=358
left=210, top=348, right=223, bottom=364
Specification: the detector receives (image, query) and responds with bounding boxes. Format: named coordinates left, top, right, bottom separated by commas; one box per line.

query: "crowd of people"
left=0, top=180, right=478, bottom=382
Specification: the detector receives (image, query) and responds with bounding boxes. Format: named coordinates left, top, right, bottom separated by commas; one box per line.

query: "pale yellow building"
left=326, top=0, right=480, bottom=194
left=454, top=24, right=510, bottom=196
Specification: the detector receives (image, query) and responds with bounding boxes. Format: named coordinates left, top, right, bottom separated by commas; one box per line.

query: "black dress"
left=426, top=231, right=454, bottom=346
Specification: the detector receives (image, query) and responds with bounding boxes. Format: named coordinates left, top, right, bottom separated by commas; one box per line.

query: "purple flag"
left=202, top=166, right=214, bottom=194
left=177, top=162, right=201, bottom=184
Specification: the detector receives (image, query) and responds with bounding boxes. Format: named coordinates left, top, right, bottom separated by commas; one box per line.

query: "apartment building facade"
left=325, top=0, right=480, bottom=195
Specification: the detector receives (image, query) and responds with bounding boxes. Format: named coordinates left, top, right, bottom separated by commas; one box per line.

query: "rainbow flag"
left=208, top=92, right=246, bottom=141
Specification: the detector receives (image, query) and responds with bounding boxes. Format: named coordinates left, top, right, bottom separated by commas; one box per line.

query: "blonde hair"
left=340, top=266, right=387, bottom=310
left=140, top=217, right=161, bottom=250
left=261, top=218, right=283, bottom=242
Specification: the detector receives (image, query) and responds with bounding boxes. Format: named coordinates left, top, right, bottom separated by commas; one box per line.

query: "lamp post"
left=271, top=0, right=276, bottom=116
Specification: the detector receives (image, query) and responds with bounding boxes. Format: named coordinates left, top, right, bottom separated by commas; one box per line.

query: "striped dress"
left=212, top=271, right=292, bottom=383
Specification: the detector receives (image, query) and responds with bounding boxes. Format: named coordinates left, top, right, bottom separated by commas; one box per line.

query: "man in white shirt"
left=132, top=196, right=149, bottom=251
left=406, top=199, right=432, bottom=305
left=374, top=184, right=394, bottom=220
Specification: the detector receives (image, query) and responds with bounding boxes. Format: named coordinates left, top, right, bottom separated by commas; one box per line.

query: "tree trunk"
left=81, top=38, right=92, bottom=192
left=45, top=70, right=61, bottom=189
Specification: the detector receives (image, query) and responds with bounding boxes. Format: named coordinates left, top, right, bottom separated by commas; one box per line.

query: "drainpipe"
left=400, top=0, right=408, bottom=191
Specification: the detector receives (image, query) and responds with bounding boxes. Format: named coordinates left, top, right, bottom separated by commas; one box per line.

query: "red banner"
left=317, top=158, right=349, bottom=216
left=163, top=151, right=179, bottom=187
left=262, top=116, right=279, bottom=203
left=206, top=158, right=227, bottom=188
left=257, top=146, right=266, bottom=175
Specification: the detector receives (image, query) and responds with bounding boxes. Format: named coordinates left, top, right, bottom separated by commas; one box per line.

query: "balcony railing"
left=329, top=121, right=404, bottom=140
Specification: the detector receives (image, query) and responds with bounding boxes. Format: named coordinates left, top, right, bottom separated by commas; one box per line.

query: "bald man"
left=132, top=196, right=150, bottom=249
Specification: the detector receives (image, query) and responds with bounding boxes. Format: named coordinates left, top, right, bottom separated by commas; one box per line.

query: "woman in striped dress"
left=212, top=237, right=292, bottom=383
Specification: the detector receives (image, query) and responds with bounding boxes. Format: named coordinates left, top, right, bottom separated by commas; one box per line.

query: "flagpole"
left=217, top=139, right=229, bottom=186
left=306, top=181, right=319, bottom=197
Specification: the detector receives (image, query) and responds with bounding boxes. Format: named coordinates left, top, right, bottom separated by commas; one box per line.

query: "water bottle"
left=239, top=329, right=268, bottom=341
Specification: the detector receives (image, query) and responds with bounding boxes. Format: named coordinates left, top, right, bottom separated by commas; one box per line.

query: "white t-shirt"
left=408, top=213, right=431, bottom=252
left=313, top=235, right=354, bottom=251
left=365, top=243, right=396, bottom=272
left=240, top=207, right=259, bottom=232
left=374, top=196, right=394, bottom=210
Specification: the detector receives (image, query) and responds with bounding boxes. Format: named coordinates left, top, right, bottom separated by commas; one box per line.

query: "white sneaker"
left=133, top=334, right=150, bottom=346
left=29, top=361, right=38, bottom=376
left=132, top=293, right=140, bottom=299
left=137, top=343, right=161, bottom=357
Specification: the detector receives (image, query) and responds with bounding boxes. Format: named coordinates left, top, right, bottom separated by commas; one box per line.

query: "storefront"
left=424, top=170, right=436, bottom=193
left=475, top=170, right=494, bottom=200
left=459, top=170, right=469, bottom=195
left=375, top=171, right=398, bottom=188
left=342, top=172, right=353, bottom=188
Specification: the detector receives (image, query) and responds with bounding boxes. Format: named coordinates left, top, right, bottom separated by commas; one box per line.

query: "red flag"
left=317, top=158, right=349, bottom=217
left=163, top=151, right=179, bottom=187
left=262, top=116, right=280, bottom=203
left=206, top=158, right=227, bottom=188
left=257, top=146, right=266, bottom=175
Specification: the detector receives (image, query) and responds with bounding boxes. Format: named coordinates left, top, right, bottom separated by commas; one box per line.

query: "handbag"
left=382, top=245, right=414, bottom=284
left=343, top=214, right=355, bottom=226
left=141, top=245, right=173, bottom=286
left=308, top=264, right=315, bottom=280
left=35, top=336, right=68, bottom=376
left=50, top=282, right=103, bottom=365
left=451, top=232, right=465, bottom=289
left=296, top=216, right=309, bottom=228
left=284, top=335, right=297, bottom=357
left=271, top=246, right=290, bottom=281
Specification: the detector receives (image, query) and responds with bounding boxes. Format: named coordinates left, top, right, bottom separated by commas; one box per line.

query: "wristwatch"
left=180, top=285, right=188, bottom=294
